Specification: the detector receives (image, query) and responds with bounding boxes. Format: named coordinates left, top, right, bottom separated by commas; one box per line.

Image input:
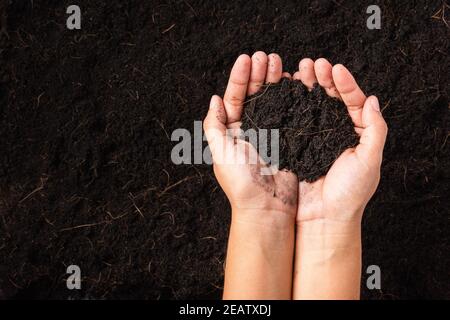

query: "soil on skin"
left=0, top=0, right=449, bottom=299
left=241, top=79, right=359, bottom=182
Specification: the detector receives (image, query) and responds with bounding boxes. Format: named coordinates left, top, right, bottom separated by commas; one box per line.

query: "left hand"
left=204, top=52, right=298, bottom=227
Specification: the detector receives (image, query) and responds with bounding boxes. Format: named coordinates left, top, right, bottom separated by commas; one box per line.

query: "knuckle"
left=378, top=119, right=388, bottom=134
left=225, top=95, right=242, bottom=107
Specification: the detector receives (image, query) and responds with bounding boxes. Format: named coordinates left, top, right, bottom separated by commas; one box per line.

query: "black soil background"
left=0, top=0, right=449, bottom=299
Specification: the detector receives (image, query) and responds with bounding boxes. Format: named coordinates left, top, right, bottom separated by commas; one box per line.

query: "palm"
left=215, top=136, right=298, bottom=209
left=298, top=148, right=379, bottom=223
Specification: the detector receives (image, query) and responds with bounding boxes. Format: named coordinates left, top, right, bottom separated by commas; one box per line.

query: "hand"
left=292, top=58, right=388, bottom=300
left=293, top=58, right=388, bottom=226
left=205, top=52, right=298, bottom=299
left=204, top=52, right=298, bottom=226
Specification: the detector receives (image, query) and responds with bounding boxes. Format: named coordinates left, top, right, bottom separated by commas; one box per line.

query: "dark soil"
left=241, top=79, right=359, bottom=182
left=0, top=0, right=449, bottom=299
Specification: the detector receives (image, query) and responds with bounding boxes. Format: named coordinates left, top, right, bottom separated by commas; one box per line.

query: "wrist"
left=232, top=207, right=296, bottom=231
left=225, top=210, right=295, bottom=300
left=296, top=218, right=361, bottom=251
left=294, top=218, right=362, bottom=300
left=229, top=208, right=295, bottom=254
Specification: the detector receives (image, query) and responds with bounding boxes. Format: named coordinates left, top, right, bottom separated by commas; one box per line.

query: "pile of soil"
left=241, top=79, right=359, bottom=182
left=0, top=0, right=449, bottom=299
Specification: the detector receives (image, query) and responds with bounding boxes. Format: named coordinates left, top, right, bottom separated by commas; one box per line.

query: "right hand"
left=293, top=58, right=388, bottom=226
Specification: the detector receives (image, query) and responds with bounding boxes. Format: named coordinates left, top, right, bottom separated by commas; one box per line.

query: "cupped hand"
left=204, top=52, right=298, bottom=224
left=293, top=58, right=388, bottom=225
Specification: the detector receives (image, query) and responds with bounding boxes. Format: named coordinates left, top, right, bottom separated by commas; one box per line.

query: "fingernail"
left=209, top=96, right=219, bottom=109
left=370, top=96, right=380, bottom=112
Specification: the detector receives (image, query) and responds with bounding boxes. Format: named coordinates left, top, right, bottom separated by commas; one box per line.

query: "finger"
left=226, top=121, right=242, bottom=139
left=355, top=96, right=388, bottom=166
left=224, top=54, right=252, bottom=124
left=282, top=72, right=292, bottom=79
left=298, top=58, right=317, bottom=90
left=204, top=95, right=228, bottom=161
left=314, top=58, right=340, bottom=98
left=247, top=51, right=268, bottom=96
left=332, top=64, right=366, bottom=128
left=265, top=53, right=282, bottom=83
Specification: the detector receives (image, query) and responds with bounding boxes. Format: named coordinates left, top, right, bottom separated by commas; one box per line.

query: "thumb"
left=355, top=96, right=388, bottom=166
left=203, top=95, right=229, bottom=162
